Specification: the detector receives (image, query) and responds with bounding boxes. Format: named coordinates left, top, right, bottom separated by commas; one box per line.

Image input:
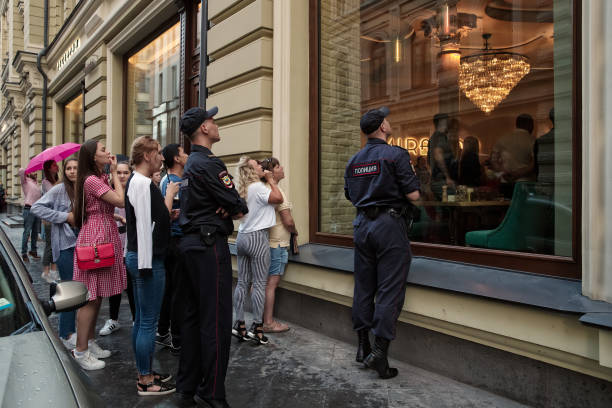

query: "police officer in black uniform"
left=344, top=106, right=421, bottom=379
left=176, top=106, right=248, bottom=408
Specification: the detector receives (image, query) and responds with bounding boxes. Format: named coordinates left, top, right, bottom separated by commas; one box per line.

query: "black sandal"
left=248, top=322, right=269, bottom=345
left=137, top=379, right=176, bottom=396
left=232, top=320, right=249, bottom=341
left=153, top=371, right=172, bottom=382
left=135, top=371, right=171, bottom=383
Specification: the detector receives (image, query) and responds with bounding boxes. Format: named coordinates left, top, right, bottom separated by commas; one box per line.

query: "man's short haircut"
left=433, top=113, right=449, bottom=127
left=162, top=143, right=181, bottom=169
left=516, top=113, right=534, bottom=134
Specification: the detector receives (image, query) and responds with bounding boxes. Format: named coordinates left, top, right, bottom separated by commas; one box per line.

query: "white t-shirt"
left=238, top=182, right=276, bottom=234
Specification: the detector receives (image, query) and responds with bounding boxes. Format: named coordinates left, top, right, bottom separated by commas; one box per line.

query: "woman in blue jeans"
left=31, top=158, right=79, bottom=348
left=125, top=136, right=178, bottom=396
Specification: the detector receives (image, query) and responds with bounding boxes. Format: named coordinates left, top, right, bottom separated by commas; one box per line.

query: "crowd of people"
left=20, top=106, right=297, bottom=406
left=417, top=110, right=555, bottom=203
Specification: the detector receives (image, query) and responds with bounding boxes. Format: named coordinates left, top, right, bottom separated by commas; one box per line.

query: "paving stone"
left=1, top=220, right=531, bottom=408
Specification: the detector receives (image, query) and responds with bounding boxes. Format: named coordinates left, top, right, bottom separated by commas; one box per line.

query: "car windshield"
left=0, top=251, right=35, bottom=337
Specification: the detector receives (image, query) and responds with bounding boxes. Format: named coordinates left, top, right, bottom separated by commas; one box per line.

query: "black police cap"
left=179, top=106, right=219, bottom=136
left=360, top=106, right=390, bottom=135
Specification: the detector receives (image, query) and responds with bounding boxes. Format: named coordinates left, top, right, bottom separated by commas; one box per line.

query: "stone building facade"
left=0, top=1, right=612, bottom=406
left=0, top=0, right=77, bottom=203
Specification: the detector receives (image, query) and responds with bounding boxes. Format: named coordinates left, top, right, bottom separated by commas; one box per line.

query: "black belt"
left=24, top=205, right=31, bottom=209
left=358, top=206, right=404, bottom=219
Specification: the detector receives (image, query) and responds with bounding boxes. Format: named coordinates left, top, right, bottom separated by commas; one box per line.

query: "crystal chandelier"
left=459, top=34, right=530, bottom=113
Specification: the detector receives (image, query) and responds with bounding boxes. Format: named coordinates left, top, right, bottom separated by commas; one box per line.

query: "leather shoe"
left=364, top=336, right=398, bottom=379
left=194, top=394, right=231, bottom=408
left=355, top=329, right=371, bottom=363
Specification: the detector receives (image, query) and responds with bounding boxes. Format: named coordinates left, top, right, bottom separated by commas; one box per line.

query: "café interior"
left=355, top=0, right=572, bottom=257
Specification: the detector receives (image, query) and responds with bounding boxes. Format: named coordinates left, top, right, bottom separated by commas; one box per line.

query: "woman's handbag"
left=76, top=243, right=115, bottom=270
left=75, top=183, right=115, bottom=270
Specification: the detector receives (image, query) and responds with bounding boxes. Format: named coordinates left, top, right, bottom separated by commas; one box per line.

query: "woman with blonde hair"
left=232, top=156, right=283, bottom=345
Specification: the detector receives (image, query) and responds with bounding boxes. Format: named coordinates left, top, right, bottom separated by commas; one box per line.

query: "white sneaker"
left=72, top=350, right=105, bottom=371
left=41, top=272, right=54, bottom=284
left=87, top=340, right=111, bottom=359
left=61, top=333, right=77, bottom=349
left=99, top=319, right=121, bottom=336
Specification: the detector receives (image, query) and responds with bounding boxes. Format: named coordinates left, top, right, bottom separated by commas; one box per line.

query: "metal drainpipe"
left=198, top=0, right=208, bottom=108
left=36, top=0, right=49, bottom=151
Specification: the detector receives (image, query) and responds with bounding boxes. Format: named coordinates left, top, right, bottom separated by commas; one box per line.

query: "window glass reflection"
left=63, top=93, right=83, bottom=144
left=319, top=0, right=573, bottom=257
left=126, top=22, right=181, bottom=149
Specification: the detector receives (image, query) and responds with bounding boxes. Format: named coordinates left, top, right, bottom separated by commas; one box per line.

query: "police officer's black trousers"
left=177, top=236, right=232, bottom=400
left=352, top=213, right=412, bottom=341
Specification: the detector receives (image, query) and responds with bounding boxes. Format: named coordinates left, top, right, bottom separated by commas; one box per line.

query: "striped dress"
left=73, top=174, right=127, bottom=300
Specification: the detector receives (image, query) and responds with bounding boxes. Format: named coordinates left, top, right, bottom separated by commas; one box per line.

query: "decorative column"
left=582, top=0, right=612, bottom=302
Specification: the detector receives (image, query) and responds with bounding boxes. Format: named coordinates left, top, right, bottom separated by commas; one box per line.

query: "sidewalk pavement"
left=2, top=219, right=530, bottom=407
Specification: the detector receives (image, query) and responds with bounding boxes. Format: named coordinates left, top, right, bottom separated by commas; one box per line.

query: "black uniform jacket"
left=178, top=144, right=248, bottom=236
left=344, top=138, right=420, bottom=209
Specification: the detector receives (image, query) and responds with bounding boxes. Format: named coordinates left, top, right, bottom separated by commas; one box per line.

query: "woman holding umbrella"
left=22, top=143, right=80, bottom=268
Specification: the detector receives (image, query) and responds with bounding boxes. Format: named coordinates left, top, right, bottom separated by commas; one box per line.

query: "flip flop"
left=263, top=321, right=290, bottom=333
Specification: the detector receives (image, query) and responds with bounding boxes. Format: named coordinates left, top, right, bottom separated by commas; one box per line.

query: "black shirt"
left=178, top=144, right=248, bottom=235
left=344, top=138, right=420, bottom=209
left=427, top=131, right=454, bottom=182
left=125, top=172, right=171, bottom=272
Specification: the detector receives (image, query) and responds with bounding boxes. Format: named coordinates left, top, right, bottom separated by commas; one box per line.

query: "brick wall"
left=319, top=0, right=361, bottom=235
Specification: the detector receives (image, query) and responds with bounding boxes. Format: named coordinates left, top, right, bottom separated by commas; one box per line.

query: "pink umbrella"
left=25, top=143, right=81, bottom=174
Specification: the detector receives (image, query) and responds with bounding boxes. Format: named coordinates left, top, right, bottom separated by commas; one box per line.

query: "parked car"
left=0, top=225, right=104, bottom=407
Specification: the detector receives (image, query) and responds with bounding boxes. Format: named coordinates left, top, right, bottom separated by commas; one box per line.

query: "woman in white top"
left=233, top=156, right=283, bottom=345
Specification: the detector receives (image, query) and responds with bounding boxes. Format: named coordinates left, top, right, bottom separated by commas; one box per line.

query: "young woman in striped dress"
left=232, top=156, right=283, bottom=345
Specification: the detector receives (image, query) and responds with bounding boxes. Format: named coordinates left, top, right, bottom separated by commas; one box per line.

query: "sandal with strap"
left=231, top=320, right=249, bottom=342
left=154, top=371, right=172, bottom=382
left=248, top=322, right=269, bottom=345
left=134, top=371, right=171, bottom=383
left=137, top=379, right=176, bottom=396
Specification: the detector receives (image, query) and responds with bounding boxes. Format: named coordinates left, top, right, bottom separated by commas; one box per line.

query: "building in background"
left=1, top=1, right=612, bottom=406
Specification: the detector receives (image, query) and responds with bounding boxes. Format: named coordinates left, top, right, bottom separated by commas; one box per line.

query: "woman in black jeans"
left=99, top=161, right=135, bottom=336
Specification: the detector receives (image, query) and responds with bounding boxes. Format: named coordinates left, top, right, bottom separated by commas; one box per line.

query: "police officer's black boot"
left=363, top=336, right=398, bottom=379
left=355, top=329, right=371, bottom=363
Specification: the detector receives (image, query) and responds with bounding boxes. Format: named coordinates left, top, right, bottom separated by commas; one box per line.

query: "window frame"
left=308, top=0, right=582, bottom=279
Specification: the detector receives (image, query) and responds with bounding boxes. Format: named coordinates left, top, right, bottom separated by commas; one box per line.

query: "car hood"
left=0, top=331, right=78, bottom=407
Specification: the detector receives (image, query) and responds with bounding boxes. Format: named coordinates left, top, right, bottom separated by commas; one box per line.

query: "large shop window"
left=63, top=93, right=83, bottom=144
left=125, top=22, right=181, bottom=149
left=312, top=0, right=580, bottom=277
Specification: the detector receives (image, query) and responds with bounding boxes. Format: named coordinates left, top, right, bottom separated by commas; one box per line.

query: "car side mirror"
left=41, top=281, right=88, bottom=316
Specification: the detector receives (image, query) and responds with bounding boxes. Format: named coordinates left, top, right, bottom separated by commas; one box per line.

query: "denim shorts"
left=269, top=245, right=289, bottom=276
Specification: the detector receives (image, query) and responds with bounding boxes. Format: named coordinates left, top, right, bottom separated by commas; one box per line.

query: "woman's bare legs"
left=76, top=298, right=102, bottom=351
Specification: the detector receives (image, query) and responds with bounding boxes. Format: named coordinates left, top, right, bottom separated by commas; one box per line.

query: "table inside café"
left=419, top=199, right=511, bottom=245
